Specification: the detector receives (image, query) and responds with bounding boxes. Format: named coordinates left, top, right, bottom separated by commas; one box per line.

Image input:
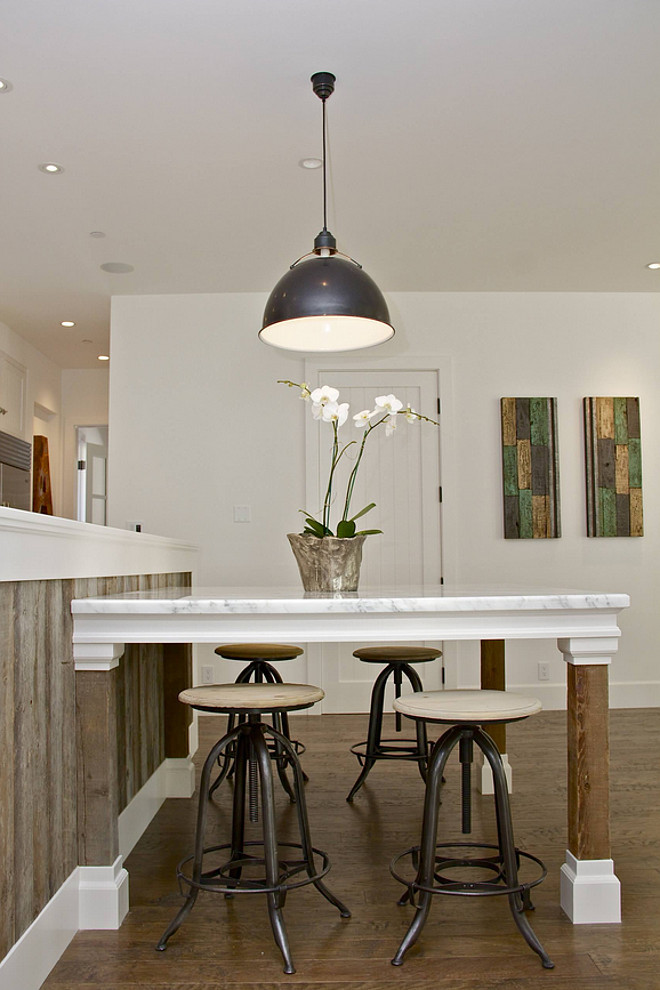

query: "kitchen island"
left=71, top=584, right=629, bottom=927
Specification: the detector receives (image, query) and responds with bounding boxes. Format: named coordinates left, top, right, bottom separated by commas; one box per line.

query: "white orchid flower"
left=322, top=401, right=349, bottom=427
left=385, top=414, right=398, bottom=437
left=311, top=402, right=324, bottom=420
left=404, top=404, right=418, bottom=423
left=310, top=385, right=339, bottom=406
left=353, top=408, right=376, bottom=428
left=375, top=393, right=403, bottom=415
left=299, top=382, right=311, bottom=400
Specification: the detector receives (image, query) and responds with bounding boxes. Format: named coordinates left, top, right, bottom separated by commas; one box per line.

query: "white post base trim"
left=0, top=867, right=79, bottom=990
left=118, top=757, right=195, bottom=860
left=165, top=756, right=196, bottom=798
left=478, top=753, right=512, bottom=795
left=560, top=850, right=621, bottom=923
left=78, top=857, right=129, bottom=930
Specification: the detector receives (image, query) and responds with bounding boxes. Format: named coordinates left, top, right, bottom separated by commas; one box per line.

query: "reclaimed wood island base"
left=70, top=585, right=629, bottom=932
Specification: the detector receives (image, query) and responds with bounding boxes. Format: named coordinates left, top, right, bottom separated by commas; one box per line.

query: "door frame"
left=302, top=354, right=460, bottom=705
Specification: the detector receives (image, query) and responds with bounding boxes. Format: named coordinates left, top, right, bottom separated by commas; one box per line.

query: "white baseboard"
left=118, top=756, right=195, bottom=860
left=0, top=868, right=79, bottom=990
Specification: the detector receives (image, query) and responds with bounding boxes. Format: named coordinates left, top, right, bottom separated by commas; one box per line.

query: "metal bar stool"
left=211, top=643, right=306, bottom=801
left=390, top=689, right=554, bottom=970
left=156, top=681, right=350, bottom=974
left=346, top=645, right=442, bottom=803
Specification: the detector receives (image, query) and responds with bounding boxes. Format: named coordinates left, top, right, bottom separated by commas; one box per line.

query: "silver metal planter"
left=287, top=533, right=367, bottom=593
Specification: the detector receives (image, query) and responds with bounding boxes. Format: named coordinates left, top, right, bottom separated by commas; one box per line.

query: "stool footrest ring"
left=390, top=842, right=548, bottom=898
left=177, top=840, right=331, bottom=896
left=350, top=739, right=429, bottom=764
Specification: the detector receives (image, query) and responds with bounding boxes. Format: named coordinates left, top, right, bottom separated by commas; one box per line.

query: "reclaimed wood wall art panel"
left=584, top=397, right=643, bottom=537
left=500, top=397, right=560, bottom=539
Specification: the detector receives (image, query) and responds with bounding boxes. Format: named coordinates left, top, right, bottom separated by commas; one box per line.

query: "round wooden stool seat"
left=180, top=682, right=324, bottom=713
left=353, top=645, right=441, bottom=664
left=215, top=643, right=303, bottom=661
left=393, top=689, right=542, bottom=723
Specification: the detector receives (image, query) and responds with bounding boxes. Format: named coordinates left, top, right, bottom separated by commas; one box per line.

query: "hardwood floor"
left=42, top=709, right=660, bottom=989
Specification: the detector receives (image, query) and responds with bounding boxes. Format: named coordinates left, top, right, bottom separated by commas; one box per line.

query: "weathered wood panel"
left=0, top=583, right=16, bottom=960
left=584, top=396, right=643, bottom=537
left=501, top=397, right=560, bottom=538
left=0, top=569, right=192, bottom=960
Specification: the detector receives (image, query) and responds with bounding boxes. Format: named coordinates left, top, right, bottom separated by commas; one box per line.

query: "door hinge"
left=438, top=486, right=443, bottom=503
left=441, top=665, right=446, bottom=685
left=440, top=576, right=444, bottom=585
left=77, top=460, right=86, bottom=470
left=436, top=397, right=441, bottom=415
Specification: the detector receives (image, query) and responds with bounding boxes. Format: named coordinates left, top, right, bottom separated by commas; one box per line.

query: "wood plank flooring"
left=42, top=709, right=660, bottom=989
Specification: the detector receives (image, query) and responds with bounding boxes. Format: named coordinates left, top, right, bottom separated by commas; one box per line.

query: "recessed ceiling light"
left=646, top=262, right=660, bottom=270
left=100, top=262, right=134, bottom=274
left=89, top=231, right=106, bottom=238
left=97, top=354, right=110, bottom=361
left=60, top=320, right=75, bottom=327
left=299, top=158, right=323, bottom=169
left=38, top=162, right=64, bottom=174
left=0, top=79, right=12, bottom=93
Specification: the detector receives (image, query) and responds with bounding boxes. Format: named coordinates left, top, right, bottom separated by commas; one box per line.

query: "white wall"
left=0, top=319, right=63, bottom=511
left=60, top=368, right=109, bottom=519
left=107, top=291, right=660, bottom=707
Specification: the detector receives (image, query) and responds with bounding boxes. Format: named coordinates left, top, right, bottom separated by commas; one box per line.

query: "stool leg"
left=401, top=663, right=430, bottom=782
left=478, top=728, right=554, bottom=969
left=156, top=723, right=244, bottom=950
left=252, top=726, right=295, bottom=975
left=224, top=728, right=248, bottom=897
left=392, top=725, right=461, bottom=966
left=346, top=663, right=392, bottom=802
left=268, top=724, right=351, bottom=919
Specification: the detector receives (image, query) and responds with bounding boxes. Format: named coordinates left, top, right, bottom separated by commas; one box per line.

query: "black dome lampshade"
left=259, top=72, right=394, bottom=353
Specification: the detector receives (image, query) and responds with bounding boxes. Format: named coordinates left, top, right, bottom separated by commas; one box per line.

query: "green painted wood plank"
left=502, top=445, right=518, bottom=496
left=613, top=397, right=628, bottom=445
left=530, top=397, right=549, bottom=445
left=628, top=438, right=642, bottom=487
left=519, top=488, right=533, bottom=538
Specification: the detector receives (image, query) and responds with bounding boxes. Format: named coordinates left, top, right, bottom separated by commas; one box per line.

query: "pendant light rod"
left=310, top=72, right=337, bottom=254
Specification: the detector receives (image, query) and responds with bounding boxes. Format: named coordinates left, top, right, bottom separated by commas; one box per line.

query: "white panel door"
left=304, top=368, right=443, bottom=712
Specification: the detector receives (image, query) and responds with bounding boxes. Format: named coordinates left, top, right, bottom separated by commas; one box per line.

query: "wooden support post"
left=480, top=639, right=506, bottom=754
left=163, top=643, right=193, bottom=758
left=76, top=669, right=119, bottom=865
left=567, top=663, right=611, bottom=860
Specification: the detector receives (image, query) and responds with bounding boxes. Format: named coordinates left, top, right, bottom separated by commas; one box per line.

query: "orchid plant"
left=279, top=379, right=439, bottom=538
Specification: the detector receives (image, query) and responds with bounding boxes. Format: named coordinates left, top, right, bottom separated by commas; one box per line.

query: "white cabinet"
left=0, top=350, right=27, bottom=438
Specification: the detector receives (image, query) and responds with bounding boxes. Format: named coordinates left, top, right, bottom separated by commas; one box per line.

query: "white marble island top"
left=72, top=584, right=630, bottom=613
left=71, top=585, right=630, bottom=646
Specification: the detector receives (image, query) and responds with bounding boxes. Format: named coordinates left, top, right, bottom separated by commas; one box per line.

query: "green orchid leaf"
left=355, top=528, right=383, bottom=536
left=336, top=519, right=356, bottom=539
left=349, top=502, right=376, bottom=522
left=303, top=517, right=327, bottom=537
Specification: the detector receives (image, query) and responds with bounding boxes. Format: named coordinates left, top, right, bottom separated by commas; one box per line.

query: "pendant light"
left=259, top=72, right=394, bottom=352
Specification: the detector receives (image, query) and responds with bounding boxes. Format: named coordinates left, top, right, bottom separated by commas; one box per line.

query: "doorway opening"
left=76, top=425, right=108, bottom=525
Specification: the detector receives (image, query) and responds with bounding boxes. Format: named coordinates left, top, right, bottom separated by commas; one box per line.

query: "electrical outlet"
left=201, top=665, right=214, bottom=684
left=537, top=662, right=550, bottom=681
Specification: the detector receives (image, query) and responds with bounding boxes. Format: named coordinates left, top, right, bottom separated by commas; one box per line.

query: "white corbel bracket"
left=74, top=643, right=125, bottom=671
left=557, top=637, right=620, bottom=666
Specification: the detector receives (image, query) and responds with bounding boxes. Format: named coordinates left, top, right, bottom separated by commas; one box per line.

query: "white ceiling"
left=1, top=0, right=659, bottom=368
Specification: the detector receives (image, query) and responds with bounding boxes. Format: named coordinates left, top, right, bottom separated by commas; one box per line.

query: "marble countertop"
left=71, top=585, right=630, bottom=614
